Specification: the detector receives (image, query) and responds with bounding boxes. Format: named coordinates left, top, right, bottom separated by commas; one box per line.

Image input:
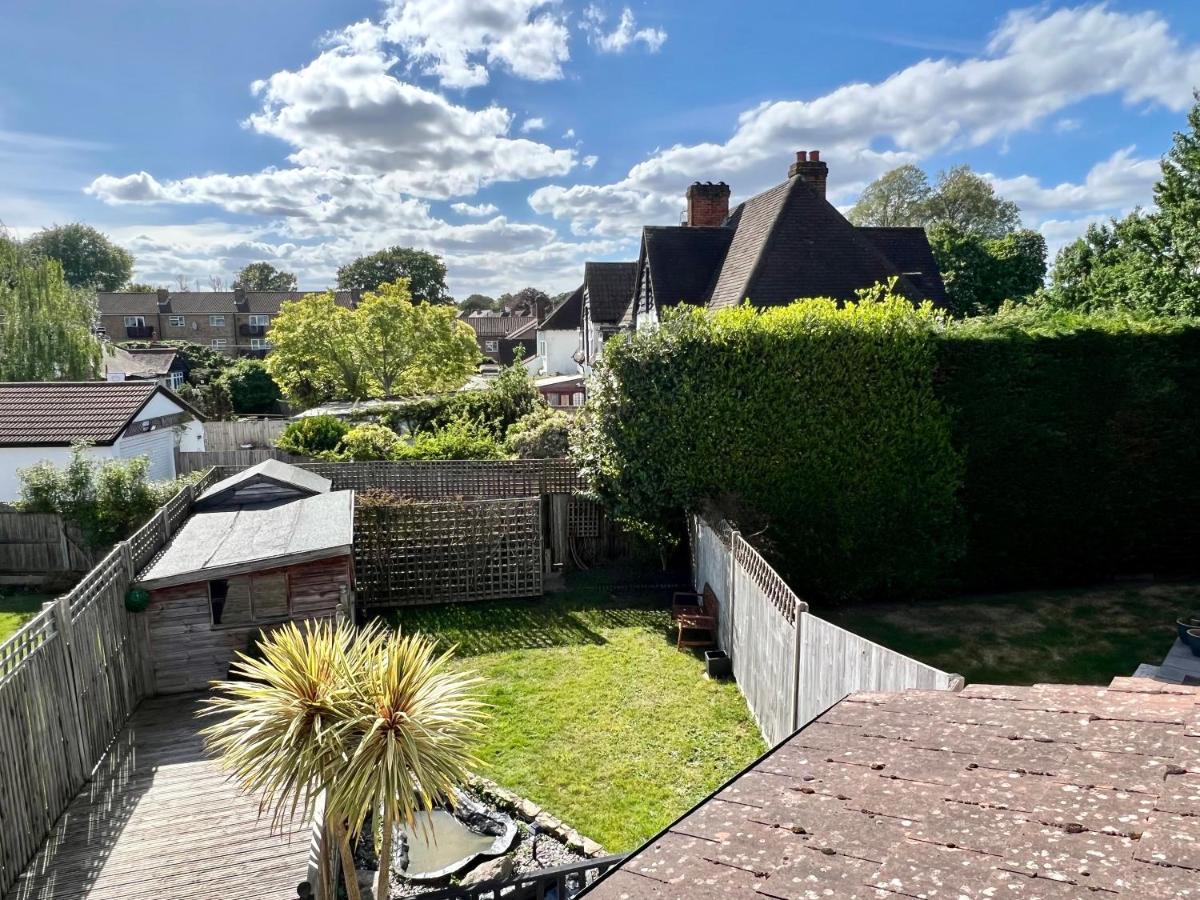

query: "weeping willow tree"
left=0, top=236, right=101, bottom=381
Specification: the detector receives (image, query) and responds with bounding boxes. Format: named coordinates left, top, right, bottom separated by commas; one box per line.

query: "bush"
left=576, top=288, right=963, bottom=600
left=334, top=423, right=404, bottom=461
left=506, top=408, right=571, bottom=459
left=398, top=417, right=508, bottom=460
left=380, top=360, right=544, bottom=439
left=276, top=415, right=351, bottom=456
left=218, top=359, right=283, bottom=414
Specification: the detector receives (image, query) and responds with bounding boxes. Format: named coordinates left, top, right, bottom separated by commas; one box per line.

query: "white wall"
left=540, top=329, right=582, bottom=376
left=115, top=429, right=176, bottom=482
left=0, top=445, right=115, bottom=503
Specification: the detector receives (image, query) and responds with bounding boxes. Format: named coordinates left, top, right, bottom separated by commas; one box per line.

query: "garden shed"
left=136, top=488, right=355, bottom=693
left=194, top=457, right=331, bottom=510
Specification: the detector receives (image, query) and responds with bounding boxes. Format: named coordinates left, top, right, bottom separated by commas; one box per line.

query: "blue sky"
left=2, top=1, right=1199, bottom=297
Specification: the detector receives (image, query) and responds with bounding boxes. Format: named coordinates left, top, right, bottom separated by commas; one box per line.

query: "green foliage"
left=498, top=286, right=551, bottom=318
left=849, top=164, right=1020, bottom=238
left=0, top=242, right=101, bottom=381
left=276, top=415, right=351, bottom=456
left=336, top=246, right=450, bottom=304
left=847, top=164, right=931, bottom=227
left=17, top=445, right=189, bottom=548
left=380, top=358, right=543, bottom=439
left=459, top=293, right=497, bottom=313
left=398, top=417, right=507, bottom=460
left=577, top=288, right=963, bottom=600
left=233, top=261, right=297, bottom=292
left=24, top=223, right=134, bottom=291
left=177, top=379, right=233, bottom=418
left=217, top=359, right=283, bottom=414
left=126, top=282, right=160, bottom=293
left=928, top=224, right=1047, bottom=316
left=334, top=423, right=405, bottom=461
left=506, top=407, right=571, bottom=459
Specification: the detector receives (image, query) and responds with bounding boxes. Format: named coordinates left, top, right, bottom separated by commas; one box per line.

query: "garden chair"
left=676, top=584, right=718, bottom=649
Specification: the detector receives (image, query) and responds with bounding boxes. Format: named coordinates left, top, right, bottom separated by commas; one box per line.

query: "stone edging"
left=467, top=776, right=607, bottom=859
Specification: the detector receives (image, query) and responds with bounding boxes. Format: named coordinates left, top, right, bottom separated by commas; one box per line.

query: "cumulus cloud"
left=986, top=147, right=1161, bottom=220
left=451, top=201, right=501, bottom=216
left=520, top=116, right=546, bottom=133
left=582, top=5, right=667, bottom=53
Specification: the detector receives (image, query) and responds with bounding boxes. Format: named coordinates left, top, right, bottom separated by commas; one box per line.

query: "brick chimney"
left=686, top=181, right=731, bottom=227
left=788, top=150, right=827, bottom=198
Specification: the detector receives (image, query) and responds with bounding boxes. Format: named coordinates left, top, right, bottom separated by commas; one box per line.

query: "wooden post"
left=791, top=600, right=809, bottom=733
left=548, top=494, right=569, bottom=570
left=57, top=516, right=72, bottom=572
left=47, top=597, right=89, bottom=784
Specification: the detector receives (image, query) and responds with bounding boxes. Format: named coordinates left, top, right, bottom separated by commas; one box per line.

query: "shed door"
left=116, top=429, right=175, bottom=481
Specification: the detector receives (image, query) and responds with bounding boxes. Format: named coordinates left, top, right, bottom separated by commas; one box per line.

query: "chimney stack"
left=788, top=150, right=827, bottom=198
left=686, top=181, right=731, bottom=227
left=156, top=288, right=170, bottom=313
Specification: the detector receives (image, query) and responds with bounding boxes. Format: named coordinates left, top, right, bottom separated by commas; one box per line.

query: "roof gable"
left=858, top=227, right=949, bottom=306
left=707, top=179, right=793, bottom=309
left=195, top=459, right=332, bottom=511
left=0, top=382, right=200, bottom=447
left=541, top=287, right=583, bottom=331
left=642, top=227, right=732, bottom=310
left=584, top=262, right=637, bottom=324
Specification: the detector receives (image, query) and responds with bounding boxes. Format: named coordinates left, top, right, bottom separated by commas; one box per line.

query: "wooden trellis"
left=354, top=497, right=543, bottom=607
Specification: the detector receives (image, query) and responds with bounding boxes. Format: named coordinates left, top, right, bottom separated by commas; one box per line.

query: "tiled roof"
left=585, top=262, right=637, bottom=324
left=96, top=290, right=356, bottom=317
left=506, top=319, right=539, bottom=339
left=708, top=179, right=793, bottom=309
left=859, top=227, right=949, bottom=307
left=0, top=382, right=180, bottom=446
left=642, top=226, right=732, bottom=311
left=584, top=678, right=1200, bottom=900
left=541, top=287, right=583, bottom=331
left=463, top=316, right=537, bottom=337
left=97, top=293, right=161, bottom=316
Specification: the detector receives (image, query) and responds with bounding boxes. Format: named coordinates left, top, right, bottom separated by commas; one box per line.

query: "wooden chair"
left=671, top=590, right=702, bottom=619
left=677, top=584, right=718, bottom=649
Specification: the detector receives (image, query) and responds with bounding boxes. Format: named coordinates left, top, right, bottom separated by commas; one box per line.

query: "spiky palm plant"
left=332, top=624, right=486, bottom=900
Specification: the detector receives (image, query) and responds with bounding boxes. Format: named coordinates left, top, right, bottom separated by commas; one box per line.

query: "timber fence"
left=0, top=513, right=91, bottom=579
left=689, top=514, right=963, bottom=746
left=0, top=469, right=218, bottom=898
left=199, top=418, right=288, bottom=452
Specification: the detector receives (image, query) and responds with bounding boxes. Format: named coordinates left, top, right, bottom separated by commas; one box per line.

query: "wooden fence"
left=0, top=513, right=91, bottom=578
left=200, top=418, right=288, bottom=451
left=355, top=497, right=543, bottom=607
left=175, top=447, right=308, bottom=474
left=0, top=469, right=217, bottom=898
left=690, top=514, right=963, bottom=746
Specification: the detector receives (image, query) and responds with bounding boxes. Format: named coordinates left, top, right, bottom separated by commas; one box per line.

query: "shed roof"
left=583, top=678, right=1200, bottom=899
left=195, top=459, right=331, bottom=510
left=136, top=490, right=354, bottom=589
left=0, top=382, right=202, bottom=447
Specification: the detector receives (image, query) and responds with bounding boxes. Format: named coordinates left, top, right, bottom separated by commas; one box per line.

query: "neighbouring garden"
left=0, top=588, right=49, bottom=644
left=383, top=567, right=766, bottom=851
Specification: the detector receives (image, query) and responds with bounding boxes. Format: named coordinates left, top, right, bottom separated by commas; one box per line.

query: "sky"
left=2, top=1, right=1199, bottom=298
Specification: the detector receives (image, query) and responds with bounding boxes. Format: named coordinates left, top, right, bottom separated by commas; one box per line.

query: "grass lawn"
left=0, top=589, right=52, bottom=644
left=824, top=580, right=1200, bottom=686
left=384, top=569, right=766, bottom=851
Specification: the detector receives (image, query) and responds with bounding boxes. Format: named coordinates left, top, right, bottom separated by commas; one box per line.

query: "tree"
left=459, top=293, right=497, bottom=313
left=24, top=223, right=134, bottom=291
left=498, top=287, right=551, bottom=319
left=927, top=225, right=1047, bottom=316
left=234, top=262, right=298, bottom=292
left=266, top=279, right=479, bottom=404
left=217, top=359, right=283, bottom=414
left=847, top=164, right=931, bottom=227
left=0, top=242, right=101, bottom=381
left=336, top=247, right=450, bottom=304
left=127, top=282, right=160, bottom=293
left=924, top=165, right=1021, bottom=238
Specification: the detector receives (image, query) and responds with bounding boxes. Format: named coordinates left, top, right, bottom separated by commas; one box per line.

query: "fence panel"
left=0, top=512, right=90, bottom=576
left=690, top=516, right=733, bottom=650
left=201, top=419, right=288, bottom=451
left=355, top=497, right=543, bottom=607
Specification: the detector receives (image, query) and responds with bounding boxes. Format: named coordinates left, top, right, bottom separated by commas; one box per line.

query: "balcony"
left=125, top=325, right=154, bottom=339
left=239, top=323, right=266, bottom=337
left=240, top=348, right=269, bottom=359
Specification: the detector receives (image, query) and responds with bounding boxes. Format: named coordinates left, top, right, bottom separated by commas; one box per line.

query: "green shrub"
left=398, top=417, right=508, bottom=460
left=218, top=359, right=283, bottom=414
left=276, top=415, right=351, bottom=456
left=334, top=423, right=404, bottom=461
left=576, top=287, right=963, bottom=600
left=380, top=360, right=544, bottom=439
left=506, top=408, right=571, bottom=459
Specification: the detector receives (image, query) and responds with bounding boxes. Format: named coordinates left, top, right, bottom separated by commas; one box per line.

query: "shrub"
left=218, top=359, right=283, bottom=414
left=379, top=359, right=544, bottom=439
left=398, top=417, right=507, bottom=460
left=334, top=423, right=404, bottom=461
left=506, top=408, right=571, bottom=458
left=276, top=415, right=351, bottom=456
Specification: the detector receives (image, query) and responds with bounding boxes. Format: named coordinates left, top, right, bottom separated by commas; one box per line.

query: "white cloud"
left=986, top=147, right=1161, bottom=220
left=520, top=116, right=546, bottom=133
left=533, top=5, right=1198, bottom=237
left=451, top=201, right=501, bottom=216
left=582, top=6, right=667, bottom=54
left=383, top=0, right=570, bottom=89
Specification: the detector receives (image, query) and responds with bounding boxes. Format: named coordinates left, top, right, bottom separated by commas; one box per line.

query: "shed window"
left=209, top=576, right=252, bottom=627
left=252, top=573, right=289, bottom=621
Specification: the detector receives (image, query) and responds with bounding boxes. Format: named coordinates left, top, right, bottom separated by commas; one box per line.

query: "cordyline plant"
left=201, top=621, right=484, bottom=900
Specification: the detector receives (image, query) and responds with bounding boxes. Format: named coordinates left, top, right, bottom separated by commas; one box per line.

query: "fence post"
left=57, top=516, right=72, bottom=572
left=47, top=596, right=89, bottom=784
left=728, top=529, right=740, bottom=658
left=791, top=600, right=809, bottom=732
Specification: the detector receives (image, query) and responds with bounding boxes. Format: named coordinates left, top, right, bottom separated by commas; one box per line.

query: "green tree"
left=127, top=282, right=160, bottom=293
left=217, top=359, right=283, bottom=414
left=847, top=164, right=931, bottom=227
left=233, top=262, right=298, bottom=292
left=0, top=242, right=101, bottom=380
left=266, top=280, right=479, bottom=404
left=498, top=287, right=551, bottom=318
left=459, top=293, right=497, bottom=313
left=336, top=247, right=450, bottom=304
left=924, top=165, right=1021, bottom=238
left=24, top=223, right=134, bottom=291
left=928, top=225, right=1047, bottom=316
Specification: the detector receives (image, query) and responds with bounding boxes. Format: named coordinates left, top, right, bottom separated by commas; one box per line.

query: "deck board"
left=12, top=693, right=311, bottom=900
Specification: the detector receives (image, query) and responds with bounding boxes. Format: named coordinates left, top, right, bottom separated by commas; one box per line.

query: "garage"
left=116, top=428, right=177, bottom=481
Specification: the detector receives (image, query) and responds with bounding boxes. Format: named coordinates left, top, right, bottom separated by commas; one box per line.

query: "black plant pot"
left=1188, top=628, right=1200, bottom=658
left=1178, top=615, right=1200, bottom=644
left=705, top=649, right=732, bottom=678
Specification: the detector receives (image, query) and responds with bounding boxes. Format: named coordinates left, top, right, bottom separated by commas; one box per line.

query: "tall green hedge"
left=577, top=295, right=1200, bottom=601
left=576, top=291, right=964, bottom=600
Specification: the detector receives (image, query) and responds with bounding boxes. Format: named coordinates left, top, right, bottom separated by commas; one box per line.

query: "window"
left=168, top=315, right=185, bottom=327
left=210, top=338, right=227, bottom=349
left=537, top=336, right=547, bottom=357
left=250, top=338, right=271, bottom=350
left=167, top=371, right=184, bottom=390
left=209, top=579, right=251, bottom=626
left=248, top=314, right=270, bottom=326
left=484, top=340, right=499, bottom=353
left=209, top=314, right=226, bottom=326
left=123, top=315, right=145, bottom=327
left=210, top=574, right=289, bottom=627
left=572, top=392, right=585, bottom=407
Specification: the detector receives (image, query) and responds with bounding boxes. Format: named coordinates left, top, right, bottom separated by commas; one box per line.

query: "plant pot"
left=1188, top=629, right=1200, bottom=658
left=704, top=649, right=732, bottom=678
left=1178, top=615, right=1200, bottom=644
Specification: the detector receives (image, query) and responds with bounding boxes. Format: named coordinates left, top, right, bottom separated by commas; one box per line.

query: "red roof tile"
left=0, top=382, right=190, bottom=446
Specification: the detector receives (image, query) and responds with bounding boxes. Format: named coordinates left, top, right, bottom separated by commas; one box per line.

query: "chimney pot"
left=796, top=151, right=808, bottom=163
left=809, top=150, right=820, bottom=162
left=788, top=151, right=828, bottom=197
left=685, top=180, right=732, bottom=227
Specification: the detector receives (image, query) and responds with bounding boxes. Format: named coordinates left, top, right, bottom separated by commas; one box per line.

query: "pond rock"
left=459, top=855, right=514, bottom=887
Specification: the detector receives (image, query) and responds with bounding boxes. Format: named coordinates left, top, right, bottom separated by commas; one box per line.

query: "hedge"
left=577, top=294, right=1200, bottom=601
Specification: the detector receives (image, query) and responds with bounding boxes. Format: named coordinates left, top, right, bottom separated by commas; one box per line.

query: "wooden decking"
left=12, top=693, right=312, bottom=900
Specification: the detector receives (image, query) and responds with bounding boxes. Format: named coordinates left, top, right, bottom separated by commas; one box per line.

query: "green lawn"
left=0, top=589, right=52, bottom=645
left=825, top=581, right=1200, bottom=686
left=384, top=570, right=766, bottom=851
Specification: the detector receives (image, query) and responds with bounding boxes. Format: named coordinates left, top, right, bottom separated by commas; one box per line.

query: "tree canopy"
left=845, top=164, right=932, bottom=227
left=0, top=240, right=101, bottom=381
left=266, top=279, right=479, bottom=405
left=497, top=287, right=551, bottom=318
left=928, top=225, right=1047, bottom=317
left=24, top=223, right=134, bottom=291
left=233, top=262, right=298, bottom=292
left=459, top=293, right=497, bottom=313
left=336, top=247, right=450, bottom=304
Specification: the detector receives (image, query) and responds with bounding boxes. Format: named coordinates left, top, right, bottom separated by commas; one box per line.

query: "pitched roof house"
left=583, top=678, right=1200, bottom=899
left=537, top=287, right=585, bottom=376
left=0, top=382, right=206, bottom=501
left=101, top=344, right=186, bottom=390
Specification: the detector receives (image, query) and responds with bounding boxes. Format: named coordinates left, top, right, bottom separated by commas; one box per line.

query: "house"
left=135, top=471, right=354, bottom=694
left=101, top=343, right=186, bottom=390
left=0, top=382, right=206, bottom=502
left=459, top=314, right=539, bottom=364
left=535, top=374, right=586, bottom=412
left=536, top=287, right=584, bottom=376
left=95, top=287, right=360, bottom=359
left=581, top=261, right=638, bottom=371
left=583, top=678, right=1200, bottom=899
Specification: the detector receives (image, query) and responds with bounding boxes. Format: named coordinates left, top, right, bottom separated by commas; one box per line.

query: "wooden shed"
left=194, top=457, right=331, bottom=510
left=135, top=489, right=355, bottom=694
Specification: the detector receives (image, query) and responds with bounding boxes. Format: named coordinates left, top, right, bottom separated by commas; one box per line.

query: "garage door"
left=116, top=429, right=175, bottom=482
